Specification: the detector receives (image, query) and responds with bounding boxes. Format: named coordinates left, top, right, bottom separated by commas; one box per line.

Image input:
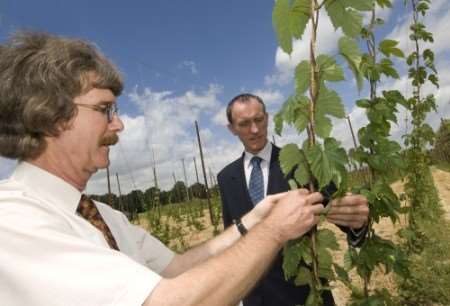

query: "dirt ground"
left=144, top=167, right=450, bottom=305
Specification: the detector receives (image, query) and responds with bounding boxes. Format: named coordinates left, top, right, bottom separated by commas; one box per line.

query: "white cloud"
left=178, top=60, right=198, bottom=75
left=253, top=89, right=284, bottom=107
left=212, top=106, right=228, bottom=127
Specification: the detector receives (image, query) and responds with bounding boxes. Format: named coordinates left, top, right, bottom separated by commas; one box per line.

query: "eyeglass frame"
left=75, top=103, right=119, bottom=123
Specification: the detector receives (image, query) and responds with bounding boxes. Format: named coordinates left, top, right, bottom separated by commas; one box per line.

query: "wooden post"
left=195, top=120, right=215, bottom=225
left=193, top=157, right=200, bottom=184
left=106, top=166, right=113, bottom=207
left=346, top=114, right=358, bottom=149
left=181, top=158, right=190, bottom=201
left=115, top=172, right=123, bottom=212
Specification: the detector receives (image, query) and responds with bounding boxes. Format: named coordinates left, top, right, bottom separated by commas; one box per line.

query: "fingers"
left=326, top=217, right=367, bottom=229
left=265, top=188, right=309, bottom=204
left=310, top=203, right=324, bottom=215
left=264, top=192, right=289, bottom=203
left=305, top=192, right=324, bottom=206
left=327, top=195, right=369, bottom=215
left=326, top=194, right=369, bottom=228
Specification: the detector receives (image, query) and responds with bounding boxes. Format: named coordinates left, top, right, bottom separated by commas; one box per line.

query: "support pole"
left=195, top=120, right=215, bottom=225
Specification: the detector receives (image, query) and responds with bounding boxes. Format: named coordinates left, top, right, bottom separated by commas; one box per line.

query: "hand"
left=264, top=189, right=324, bottom=243
left=250, top=192, right=288, bottom=223
left=326, top=194, right=369, bottom=229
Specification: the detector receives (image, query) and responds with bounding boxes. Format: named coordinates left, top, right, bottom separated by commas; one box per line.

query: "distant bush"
left=432, top=118, right=450, bottom=164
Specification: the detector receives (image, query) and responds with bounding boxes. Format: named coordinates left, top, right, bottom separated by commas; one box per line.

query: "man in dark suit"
left=217, top=93, right=369, bottom=306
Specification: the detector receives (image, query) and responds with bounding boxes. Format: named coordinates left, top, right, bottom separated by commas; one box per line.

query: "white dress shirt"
left=0, top=162, right=174, bottom=306
left=243, top=141, right=272, bottom=198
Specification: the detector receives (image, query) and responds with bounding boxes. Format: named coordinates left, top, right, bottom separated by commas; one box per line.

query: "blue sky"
left=0, top=0, right=449, bottom=194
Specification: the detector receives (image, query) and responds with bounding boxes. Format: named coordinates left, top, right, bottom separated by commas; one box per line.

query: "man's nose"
left=250, top=121, right=259, bottom=133
left=109, top=114, right=124, bottom=133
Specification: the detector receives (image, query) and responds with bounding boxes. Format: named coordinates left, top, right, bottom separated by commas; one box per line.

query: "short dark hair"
left=0, top=31, right=123, bottom=160
left=226, top=93, right=266, bottom=124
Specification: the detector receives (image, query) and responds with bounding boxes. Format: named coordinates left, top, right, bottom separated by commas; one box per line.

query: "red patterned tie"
left=77, top=194, right=120, bottom=251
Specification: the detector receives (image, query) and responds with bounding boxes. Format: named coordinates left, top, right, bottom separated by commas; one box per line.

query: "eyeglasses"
left=75, top=103, right=119, bottom=123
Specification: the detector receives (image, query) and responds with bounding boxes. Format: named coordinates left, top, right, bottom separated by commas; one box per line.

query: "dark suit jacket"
left=217, top=144, right=335, bottom=306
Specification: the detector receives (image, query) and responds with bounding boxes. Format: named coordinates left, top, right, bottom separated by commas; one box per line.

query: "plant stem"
left=308, top=0, right=322, bottom=302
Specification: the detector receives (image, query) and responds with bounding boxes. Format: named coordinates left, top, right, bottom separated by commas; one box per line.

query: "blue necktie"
left=249, top=156, right=264, bottom=205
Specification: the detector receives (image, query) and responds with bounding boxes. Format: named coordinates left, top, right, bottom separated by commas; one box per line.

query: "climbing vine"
left=272, top=0, right=374, bottom=304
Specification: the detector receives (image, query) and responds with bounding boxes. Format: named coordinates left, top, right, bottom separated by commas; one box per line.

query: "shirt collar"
left=11, top=162, right=82, bottom=214
left=244, top=141, right=272, bottom=168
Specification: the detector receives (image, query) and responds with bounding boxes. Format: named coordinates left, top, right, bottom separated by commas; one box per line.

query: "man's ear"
left=228, top=123, right=237, bottom=135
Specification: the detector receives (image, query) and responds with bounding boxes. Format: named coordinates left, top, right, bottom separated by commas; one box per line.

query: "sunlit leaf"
left=289, top=0, right=311, bottom=40
left=315, top=113, right=333, bottom=138
left=342, top=0, right=374, bottom=11
left=379, top=39, right=405, bottom=58
left=339, top=37, right=364, bottom=91
left=317, top=55, right=345, bottom=82
left=325, top=0, right=363, bottom=37
left=295, top=60, right=311, bottom=95
left=274, top=111, right=284, bottom=136
left=379, top=58, right=399, bottom=78
left=306, top=138, right=348, bottom=189
left=273, top=0, right=292, bottom=54
left=316, top=87, right=346, bottom=118
left=279, top=143, right=303, bottom=175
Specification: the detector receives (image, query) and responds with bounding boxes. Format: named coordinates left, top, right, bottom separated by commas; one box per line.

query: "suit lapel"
left=267, top=145, right=288, bottom=195
left=230, top=154, right=254, bottom=212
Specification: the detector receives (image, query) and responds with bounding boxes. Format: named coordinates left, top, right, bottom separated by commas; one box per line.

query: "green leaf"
left=344, top=249, right=353, bottom=270
left=379, top=58, right=399, bottom=79
left=288, top=179, right=298, bottom=190
left=378, top=39, right=405, bottom=58
left=376, top=0, right=392, bottom=8
left=292, top=96, right=310, bottom=133
left=274, top=111, right=284, bottom=136
left=283, top=237, right=311, bottom=279
left=316, top=87, right=346, bottom=118
left=306, top=144, right=332, bottom=189
left=289, top=0, right=311, bottom=40
left=356, top=99, right=371, bottom=108
left=317, top=228, right=340, bottom=251
left=326, top=2, right=363, bottom=37
left=382, top=90, right=407, bottom=108
left=273, top=0, right=292, bottom=54
left=334, top=264, right=351, bottom=284
left=306, top=138, right=348, bottom=189
left=318, top=249, right=335, bottom=280
left=428, top=74, right=439, bottom=88
left=295, top=166, right=310, bottom=186
left=295, top=60, right=311, bottom=95
left=295, top=266, right=312, bottom=286
left=279, top=143, right=303, bottom=174
left=275, top=95, right=310, bottom=135
left=317, top=55, right=345, bottom=82
left=339, top=36, right=364, bottom=91
left=314, top=86, right=345, bottom=137
left=342, top=9, right=363, bottom=37
left=315, top=113, right=333, bottom=138
left=342, top=0, right=374, bottom=11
